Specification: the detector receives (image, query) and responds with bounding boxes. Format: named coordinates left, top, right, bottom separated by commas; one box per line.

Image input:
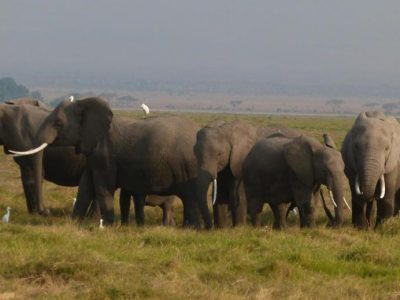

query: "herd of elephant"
left=2, top=97, right=400, bottom=230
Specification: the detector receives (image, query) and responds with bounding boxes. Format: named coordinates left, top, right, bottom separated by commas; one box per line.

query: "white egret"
left=99, top=218, right=104, bottom=229
left=2, top=207, right=11, bottom=224
left=141, top=103, right=150, bottom=117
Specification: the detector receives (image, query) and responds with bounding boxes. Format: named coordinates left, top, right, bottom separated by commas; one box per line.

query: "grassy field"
left=1, top=112, right=400, bottom=299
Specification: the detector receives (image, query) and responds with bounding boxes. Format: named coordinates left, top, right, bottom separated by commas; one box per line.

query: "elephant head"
left=193, top=120, right=258, bottom=209
left=345, top=111, right=400, bottom=200
left=10, top=97, right=113, bottom=156
left=283, top=135, right=346, bottom=226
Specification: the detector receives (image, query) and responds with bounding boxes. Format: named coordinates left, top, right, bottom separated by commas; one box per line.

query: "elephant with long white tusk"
left=342, top=111, right=400, bottom=229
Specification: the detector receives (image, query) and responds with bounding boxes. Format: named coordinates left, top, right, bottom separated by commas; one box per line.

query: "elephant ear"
left=283, top=136, right=314, bottom=188
left=323, top=133, right=337, bottom=149
left=385, top=118, right=400, bottom=173
left=229, top=122, right=258, bottom=177
left=76, top=98, right=113, bottom=155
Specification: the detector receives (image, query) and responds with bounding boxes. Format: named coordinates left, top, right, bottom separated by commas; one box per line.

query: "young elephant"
left=342, top=111, right=400, bottom=229
left=119, top=189, right=176, bottom=226
left=243, top=134, right=346, bottom=229
left=11, top=97, right=203, bottom=227
left=194, top=119, right=299, bottom=228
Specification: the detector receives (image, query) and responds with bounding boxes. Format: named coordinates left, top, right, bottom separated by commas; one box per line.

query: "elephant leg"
left=32, top=152, right=46, bottom=215
left=133, top=193, right=146, bottom=226
left=87, top=198, right=101, bottom=219
left=213, top=203, right=229, bottom=228
left=376, top=172, right=396, bottom=227
left=92, top=171, right=116, bottom=225
left=161, top=201, right=175, bottom=226
left=20, top=165, right=36, bottom=213
left=366, top=201, right=374, bottom=227
left=181, top=195, right=201, bottom=228
left=119, top=189, right=132, bottom=225
left=292, top=184, right=315, bottom=228
left=230, top=179, right=246, bottom=226
left=73, top=169, right=95, bottom=220
left=250, top=198, right=264, bottom=227
left=270, top=203, right=288, bottom=230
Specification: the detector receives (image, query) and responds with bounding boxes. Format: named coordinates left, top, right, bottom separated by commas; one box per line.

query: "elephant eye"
left=54, top=120, right=64, bottom=128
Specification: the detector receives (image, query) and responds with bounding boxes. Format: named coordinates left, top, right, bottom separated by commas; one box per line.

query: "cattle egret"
left=2, top=207, right=11, bottom=224
left=141, top=103, right=150, bottom=117
left=72, top=198, right=76, bottom=209
left=69, top=95, right=75, bottom=103
left=99, top=218, right=104, bottom=229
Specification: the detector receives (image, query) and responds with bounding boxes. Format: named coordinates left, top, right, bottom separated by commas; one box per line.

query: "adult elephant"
left=0, top=98, right=89, bottom=214
left=11, top=97, right=204, bottom=227
left=242, top=133, right=346, bottom=229
left=341, top=111, right=400, bottom=229
left=193, top=119, right=299, bottom=228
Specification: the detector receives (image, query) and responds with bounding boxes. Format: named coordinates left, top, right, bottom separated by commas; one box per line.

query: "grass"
left=1, top=112, right=399, bottom=299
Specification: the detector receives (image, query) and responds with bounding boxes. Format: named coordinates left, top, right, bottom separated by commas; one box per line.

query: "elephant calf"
left=242, top=133, right=346, bottom=229
left=119, top=190, right=177, bottom=226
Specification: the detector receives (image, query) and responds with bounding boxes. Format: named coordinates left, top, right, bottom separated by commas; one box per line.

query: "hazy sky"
left=1, top=1, right=400, bottom=88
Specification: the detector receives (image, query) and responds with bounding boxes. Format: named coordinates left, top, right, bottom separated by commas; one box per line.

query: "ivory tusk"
left=343, top=197, right=352, bottom=212
left=212, top=179, right=217, bottom=206
left=9, top=143, right=48, bottom=157
left=379, top=175, right=385, bottom=199
left=355, top=175, right=363, bottom=195
left=329, top=190, right=338, bottom=208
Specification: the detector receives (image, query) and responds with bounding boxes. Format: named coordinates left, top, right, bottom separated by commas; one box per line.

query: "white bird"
left=2, top=207, right=11, bottom=224
left=69, top=95, right=75, bottom=103
left=141, top=103, right=150, bottom=117
left=99, top=218, right=104, bottom=230
left=72, top=198, right=76, bottom=209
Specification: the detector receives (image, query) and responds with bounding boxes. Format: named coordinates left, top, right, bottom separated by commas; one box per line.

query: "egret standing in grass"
left=141, top=103, right=150, bottom=118
left=99, top=218, right=104, bottom=230
left=69, top=95, right=75, bottom=102
left=72, top=198, right=76, bottom=209
left=2, top=207, right=11, bottom=224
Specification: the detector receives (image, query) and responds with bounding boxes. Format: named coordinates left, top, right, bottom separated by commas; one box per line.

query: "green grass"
left=1, top=112, right=399, bottom=299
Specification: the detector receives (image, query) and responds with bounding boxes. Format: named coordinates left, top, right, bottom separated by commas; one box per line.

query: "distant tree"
left=31, top=90, right=43, bottom=101
left=230, top=100, right=242, bottom=107
left=363, top=102, right=380, bottom=109
left=0, top=77, right=30, bottom=102
left=326, top=99, right=345, bottom=113
left=382, top=102, right=400, bottom=115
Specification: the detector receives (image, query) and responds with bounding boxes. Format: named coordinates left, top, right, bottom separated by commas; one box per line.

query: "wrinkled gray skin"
left=23, top=97, right=201, bottom=227
left=243, top=134, right=345, bottom=229
left=193, top=119, right=299, bottom=228
left=0, top=98, right=88, bottom=214
left=119, top=190, right=176, bottom=226
left=342, top=111, right=400, bottom=229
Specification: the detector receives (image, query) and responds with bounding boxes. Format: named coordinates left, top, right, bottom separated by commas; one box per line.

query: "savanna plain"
left=1, top=111, right=400, bottom=299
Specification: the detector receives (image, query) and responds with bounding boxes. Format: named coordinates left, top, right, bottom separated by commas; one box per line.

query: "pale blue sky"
left=1, top=1, right=400, bottom=90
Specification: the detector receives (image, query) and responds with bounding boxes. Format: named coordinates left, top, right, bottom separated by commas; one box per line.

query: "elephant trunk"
left=195, top=169, right=214, bottom=229
left=329, top=175, right=345, bottom=227
left=358, top=157, right=383, bottom=200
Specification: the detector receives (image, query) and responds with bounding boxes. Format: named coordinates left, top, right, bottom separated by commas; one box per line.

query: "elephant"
left=119, top=190, right=177, bottom=226
left=242, top=133, right=346, bottom=229
left=0, top=98, right=89, bottom=214
left=11, top=97, right=204, bottom=227
left=341, top=111, right=400, bottom=229
left=193, top=119, right=299, bottom=228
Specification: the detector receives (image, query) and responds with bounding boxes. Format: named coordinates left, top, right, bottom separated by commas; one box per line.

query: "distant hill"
left=0, top=77, right=43, bottom=102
